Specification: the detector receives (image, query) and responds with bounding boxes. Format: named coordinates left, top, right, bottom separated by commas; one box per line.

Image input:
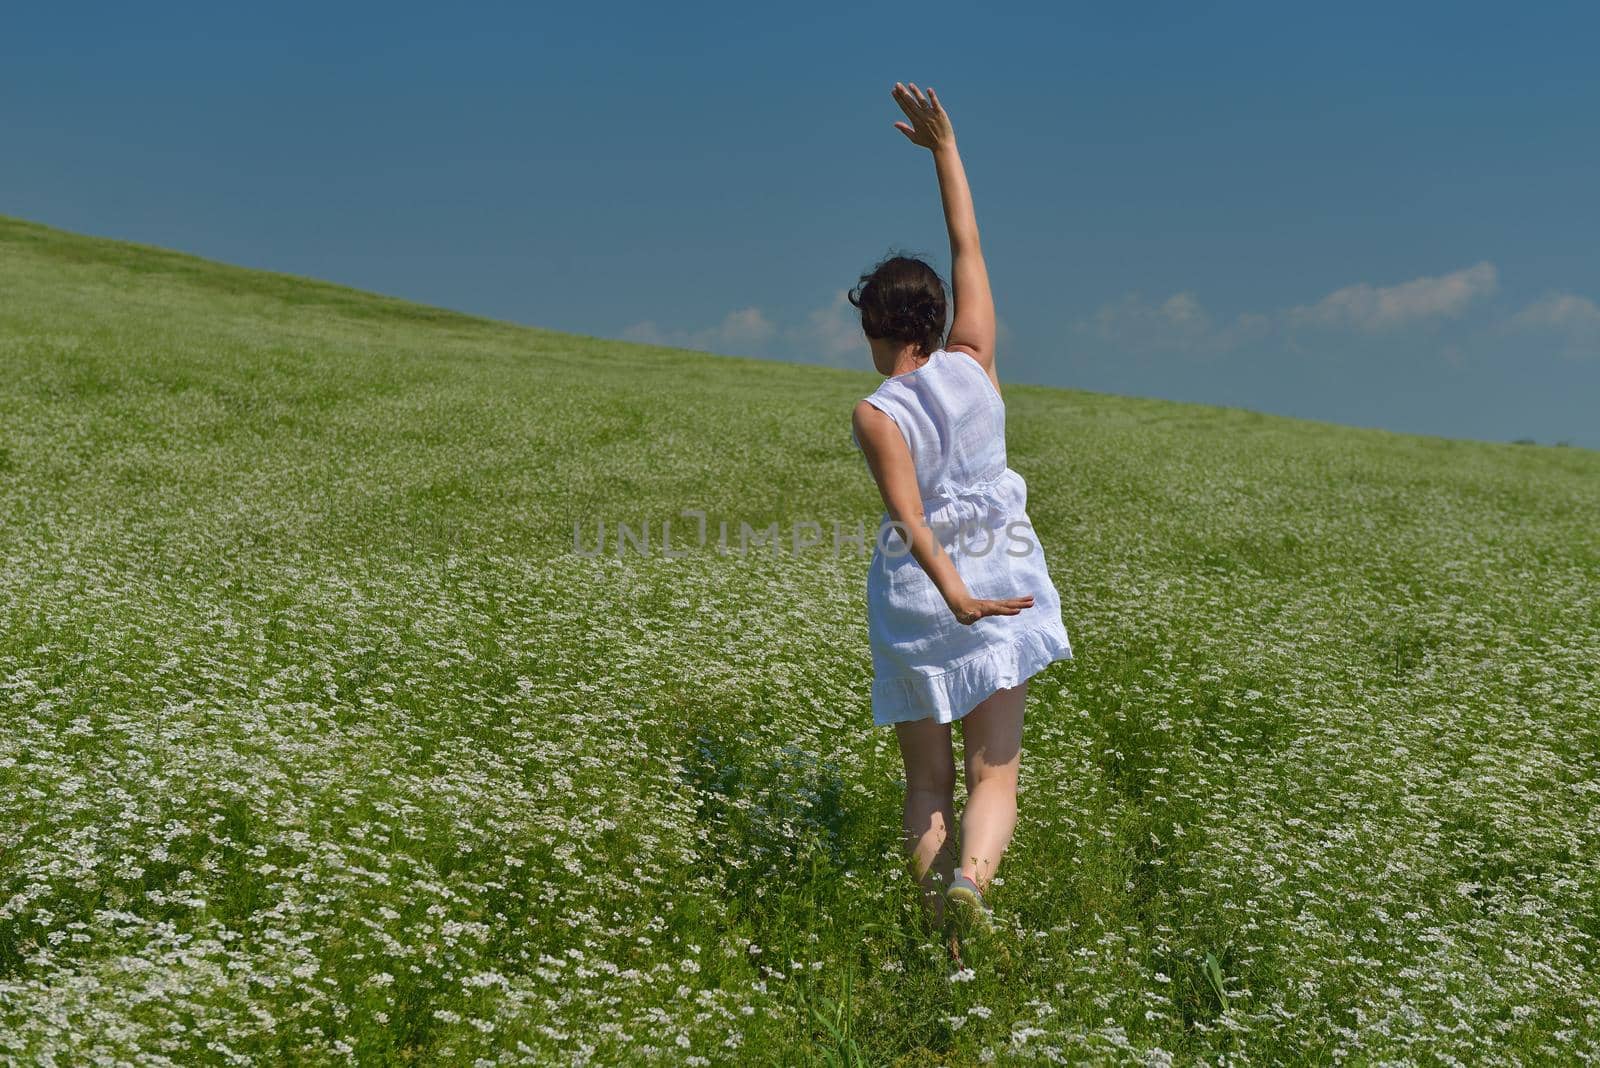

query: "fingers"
left=892, top=81, right=932, bottom=114
left=982, top=596, right=1036, bottom=618
left=891, top=83, right=921, bottom=124
left=891, top=82, right=948, bottom=148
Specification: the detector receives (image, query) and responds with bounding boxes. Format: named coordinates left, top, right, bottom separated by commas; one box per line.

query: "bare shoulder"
left=852, top=398, right=894, bottom=439
left=854, top=399, right=913, bottom=459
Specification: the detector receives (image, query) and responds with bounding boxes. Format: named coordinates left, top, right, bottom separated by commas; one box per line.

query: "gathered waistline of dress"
left=921, top=468, right=1024, bottom=530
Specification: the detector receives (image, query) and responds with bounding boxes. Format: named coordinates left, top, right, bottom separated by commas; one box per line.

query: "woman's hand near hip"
left=949, top=593, right=1035, bottom=626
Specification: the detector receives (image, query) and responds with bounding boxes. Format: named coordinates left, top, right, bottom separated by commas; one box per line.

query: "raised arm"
left=892, top=82, right=999, bottom=393
left=854, top=400, right=1033, bottom=626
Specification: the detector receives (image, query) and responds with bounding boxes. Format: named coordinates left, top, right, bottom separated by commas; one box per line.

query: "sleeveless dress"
left=852, top=348, right=1074, bottom=726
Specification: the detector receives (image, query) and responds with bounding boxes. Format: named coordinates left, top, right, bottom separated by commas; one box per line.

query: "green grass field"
left=2, top=214, right=1597, bottom=1065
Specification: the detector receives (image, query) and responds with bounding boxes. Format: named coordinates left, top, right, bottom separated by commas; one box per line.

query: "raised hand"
left=950, top=594, right=1034, bottom=626
left=891, top=82, right=955, bottom=152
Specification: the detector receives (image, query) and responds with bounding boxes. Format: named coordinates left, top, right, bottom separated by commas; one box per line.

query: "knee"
left=968, top=761, right=1019, bottom=795
left=907, top=762, right=956, bottom=797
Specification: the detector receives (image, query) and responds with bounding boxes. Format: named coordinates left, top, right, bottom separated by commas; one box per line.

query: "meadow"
left=1, top=214, right=1597, bottom=1065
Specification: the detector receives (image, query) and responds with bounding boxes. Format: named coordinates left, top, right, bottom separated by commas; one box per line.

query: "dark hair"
left=848, top=254, right=947, bottom=356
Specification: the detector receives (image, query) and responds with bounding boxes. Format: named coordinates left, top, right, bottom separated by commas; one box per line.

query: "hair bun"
left=849, top=253, right=949, bottom=354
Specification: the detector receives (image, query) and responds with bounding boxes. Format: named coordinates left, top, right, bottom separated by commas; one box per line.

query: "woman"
left=850, top=82, right=1074, bottom=962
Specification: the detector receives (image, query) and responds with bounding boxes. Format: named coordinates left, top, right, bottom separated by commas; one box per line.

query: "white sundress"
left=852, top=347, right=1074, bottom=727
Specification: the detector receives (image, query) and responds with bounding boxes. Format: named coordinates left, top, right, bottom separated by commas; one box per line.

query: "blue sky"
left=5, top=2, right=1598, bottom=447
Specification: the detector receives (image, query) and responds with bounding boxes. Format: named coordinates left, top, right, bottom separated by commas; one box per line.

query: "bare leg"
left=894, top=717, right=958, bottom=926
left=957, top=681, right=1027, bottom=892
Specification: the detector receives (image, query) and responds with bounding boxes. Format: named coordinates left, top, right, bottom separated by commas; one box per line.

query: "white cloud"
left=1078, top=264, right=1500, bottom=357
left=1512, top=292, right=1600, bottom=334
left=1084, top=291, right=1213, bottom=349
left=1079, top=291, right=1266, bottom=354
left=1155, top=292, right=1208, bottom=332
left=1510, top=291, right=1600, bottom=360
left=784, top=289, right=862, bottom=366
left=621, top=306, right=777, bottom=356
left=622, top=293, right=1027, bottom=369
left=1287, top=261, right=1498, bottom=331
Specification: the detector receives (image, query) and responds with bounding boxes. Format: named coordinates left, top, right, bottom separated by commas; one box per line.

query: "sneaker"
left=945, top=873, right=1009, bottom=965
left=945, top=873, right=995, bottom=930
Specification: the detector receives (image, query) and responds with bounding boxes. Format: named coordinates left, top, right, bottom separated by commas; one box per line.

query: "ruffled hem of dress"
left=871, top=624, right=1074, bottom=727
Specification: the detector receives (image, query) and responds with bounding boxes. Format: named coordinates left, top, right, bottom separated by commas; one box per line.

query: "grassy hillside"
left=1, top=214, right=1597, bottom=1065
